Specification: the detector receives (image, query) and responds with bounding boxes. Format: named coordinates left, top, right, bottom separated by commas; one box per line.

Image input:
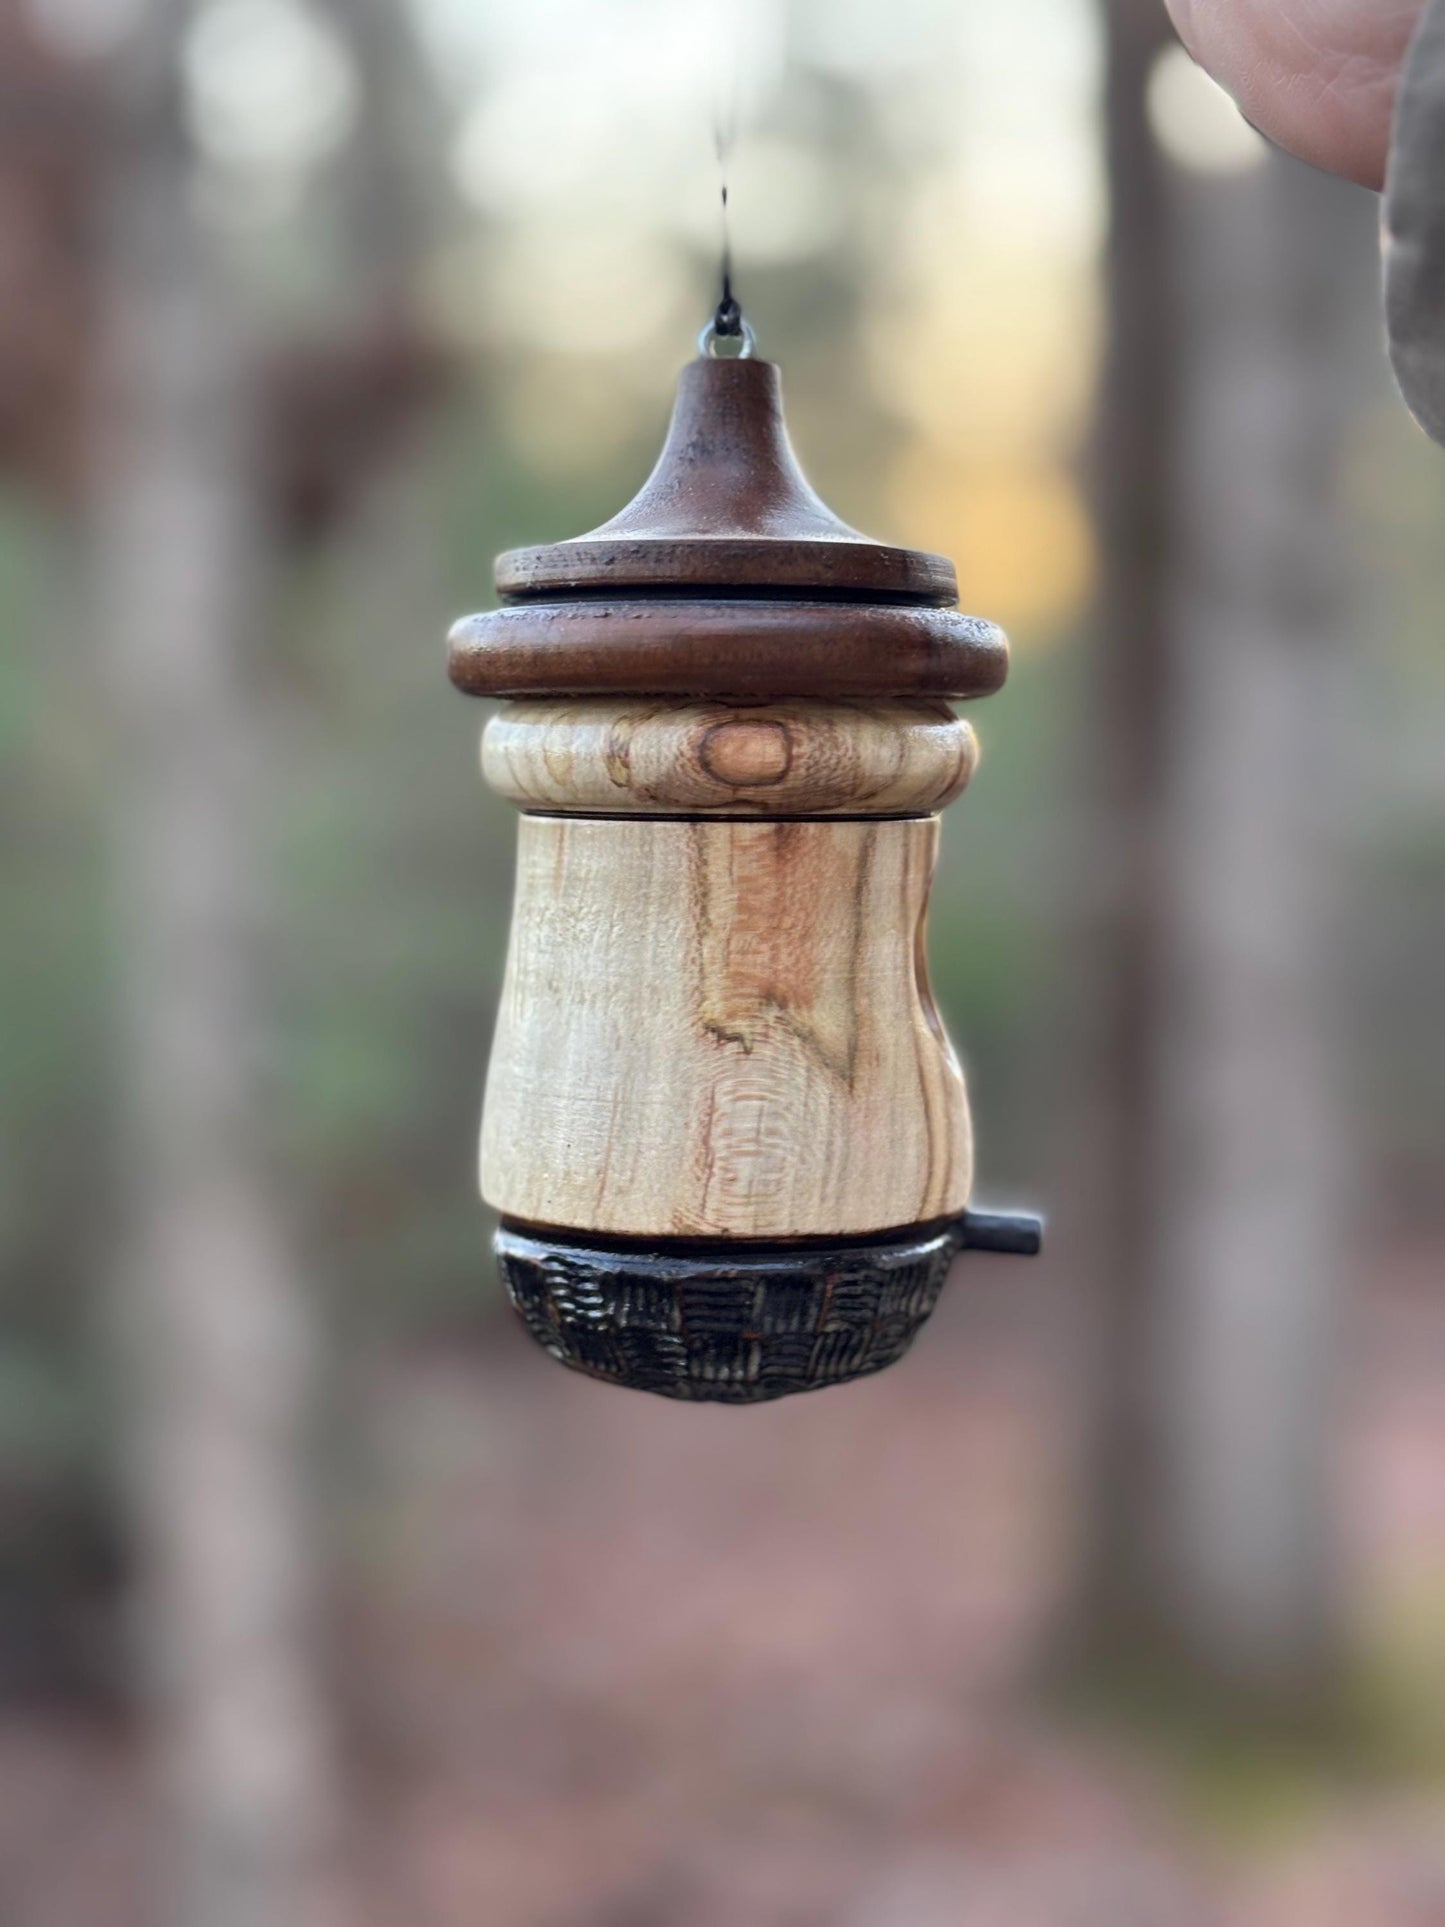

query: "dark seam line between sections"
left=494, top=585, right=960, bottom=610
left=497, top=1214, right=961, bottom=1256
left=517, top=810, right=939, bottom=825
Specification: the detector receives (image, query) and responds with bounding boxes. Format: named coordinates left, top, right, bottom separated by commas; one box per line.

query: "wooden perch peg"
left=450, top=347, right=1040, bottom=1402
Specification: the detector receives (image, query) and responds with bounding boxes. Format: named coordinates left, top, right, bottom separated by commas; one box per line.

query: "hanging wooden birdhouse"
left=449, top=325, right=1040, bottom=1402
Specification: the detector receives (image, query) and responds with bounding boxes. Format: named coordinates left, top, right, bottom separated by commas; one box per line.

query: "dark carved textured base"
left=496, top=1219, right=965, bottom=1403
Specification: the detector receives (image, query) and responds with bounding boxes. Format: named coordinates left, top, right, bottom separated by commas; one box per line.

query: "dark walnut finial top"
left=449, top=355, right=1008, bottom=702
left=494, top=356, right=959, bottom=603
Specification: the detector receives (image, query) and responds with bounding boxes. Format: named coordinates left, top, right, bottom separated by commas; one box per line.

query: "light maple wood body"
left=478, top=701, right=975, bottom=1240
left=480, top=815, right=972, bottom=1237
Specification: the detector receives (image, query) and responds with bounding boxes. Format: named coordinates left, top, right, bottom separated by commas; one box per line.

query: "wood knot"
left=698, top=719, right=792, bottom=788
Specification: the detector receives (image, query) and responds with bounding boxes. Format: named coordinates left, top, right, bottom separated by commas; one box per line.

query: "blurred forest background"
left=1, top=0, right=1443, bottom=1922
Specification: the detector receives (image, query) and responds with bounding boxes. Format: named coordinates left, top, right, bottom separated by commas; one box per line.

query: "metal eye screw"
left=698, top=297, right=755, bottom=359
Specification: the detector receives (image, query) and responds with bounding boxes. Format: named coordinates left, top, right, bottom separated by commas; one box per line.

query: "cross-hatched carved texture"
left=495, top=1222, right=957, bottom=1403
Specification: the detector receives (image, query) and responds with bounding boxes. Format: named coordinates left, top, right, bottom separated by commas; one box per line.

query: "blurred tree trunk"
left=97, top=5, right=339, bottom=1922
left=1079, top=1, right=1373, bottom=1697
left=327, top=0, right=442, bottom=282
left=1074, top=0, right=1178, bottom=1656
left=1150, top=151, right=1371, bottom=1692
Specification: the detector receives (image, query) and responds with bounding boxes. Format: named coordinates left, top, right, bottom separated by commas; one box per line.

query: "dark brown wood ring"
left=448, top=599, right=1009, bottom=702
left=495, top=536, right=959, bottom=602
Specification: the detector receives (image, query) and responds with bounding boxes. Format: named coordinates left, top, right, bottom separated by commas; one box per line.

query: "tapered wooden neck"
left=581, top=357, right=868, bottom=546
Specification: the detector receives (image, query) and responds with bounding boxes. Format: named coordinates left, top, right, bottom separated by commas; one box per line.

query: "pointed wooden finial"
left=449, top=355, right=1007, bottom=701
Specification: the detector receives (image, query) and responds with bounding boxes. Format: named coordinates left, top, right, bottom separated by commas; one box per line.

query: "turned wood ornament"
left=450, top=342, right=1039, bottom=1402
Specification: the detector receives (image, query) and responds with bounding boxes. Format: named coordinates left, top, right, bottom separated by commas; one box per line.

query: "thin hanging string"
left=716, top=180, right=741, bottom=337
left=699, top=61, right=754, bottom=356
